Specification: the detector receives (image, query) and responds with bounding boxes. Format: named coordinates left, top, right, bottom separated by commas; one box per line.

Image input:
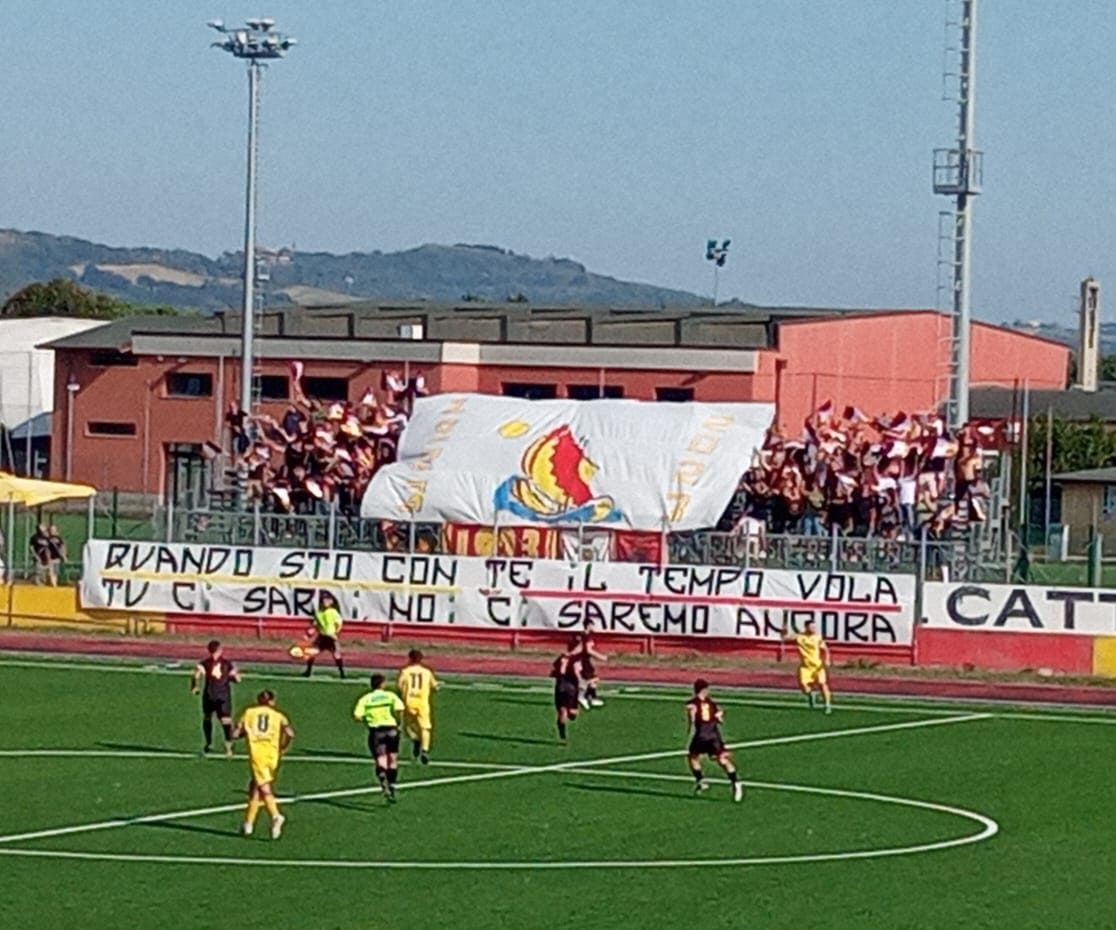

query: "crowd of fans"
left=216, top=386, right=1001, bottom=545
left=732, top=403, right=1002, bottom=541
left=223, top=362, right=425, bottom=515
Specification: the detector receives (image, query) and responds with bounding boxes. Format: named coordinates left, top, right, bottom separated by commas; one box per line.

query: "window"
left=166, top=443, right=209, bottom=508
left=88, top=421, right=137, bottom=436
left=253, top=375, right=290, bottom=402
left=89, top=350, right=138, bottom=367
left=166, top=372, right=213, bottom=397
left=303, top=376, right=348, bottom=402
left=502, top=382, right=557, bottom=400
left=1104, top=486, right=1116, bottom=519
left=567, top=385, right=625, bottom=400
left=656, top=387, right=695, bottom=403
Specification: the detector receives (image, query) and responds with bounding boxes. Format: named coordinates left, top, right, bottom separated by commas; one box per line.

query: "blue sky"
left=2, top=1, right=1114, bottom=323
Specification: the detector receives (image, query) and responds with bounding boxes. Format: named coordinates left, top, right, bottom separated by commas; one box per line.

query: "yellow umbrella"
left=0, top=472, right=96, bottom=508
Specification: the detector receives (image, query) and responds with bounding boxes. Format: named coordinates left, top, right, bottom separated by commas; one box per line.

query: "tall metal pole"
left=1043, top=405, right=1054, bottom=544
left=951, top=0, right=977, bottom=428
left=934, top=0, right=981, bottom=430
left=1018, top=380, right=1029, bottom=533
left=209, top=18, right=296, bottom=415
left=65, top=384, right=76, bottom=481
left=240, top=60, right=261, bottom=416
left=24, top=352, right=33, bottom=476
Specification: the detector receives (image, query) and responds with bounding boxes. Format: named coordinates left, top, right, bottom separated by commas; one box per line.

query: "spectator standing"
left=29, top=524, right=54, bottom=586
left=47, top=525, right=67, bottom=585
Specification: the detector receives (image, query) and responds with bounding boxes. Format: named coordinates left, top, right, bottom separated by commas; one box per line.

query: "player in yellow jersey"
left=230, top=690, right=295, bottom=838
left=397, top=648, right=441, bottom=764
left=781, top=620, right=833, bottom=714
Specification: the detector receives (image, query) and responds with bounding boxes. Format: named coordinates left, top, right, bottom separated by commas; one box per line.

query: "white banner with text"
left=361, top=393, right=774, bottom=532
left=924, top=581, right=1116, bottom=635
left=82, top=541, right=915, bottom=644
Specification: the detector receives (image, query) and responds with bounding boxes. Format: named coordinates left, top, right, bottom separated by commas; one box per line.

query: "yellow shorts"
left=249, top=752, right=279, bottom=787
left=798, top=665, right=827, bottom=689
left=404, top=702, right=432, bottom=733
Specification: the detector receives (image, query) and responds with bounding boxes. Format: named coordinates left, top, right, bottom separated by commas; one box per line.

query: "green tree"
left=1028, top=414, right=1116, bottom=477
left=0, top=278, right=186, bottom=319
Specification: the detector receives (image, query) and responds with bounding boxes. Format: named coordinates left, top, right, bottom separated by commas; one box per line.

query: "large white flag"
left=360, top=394, right=773, bottom=532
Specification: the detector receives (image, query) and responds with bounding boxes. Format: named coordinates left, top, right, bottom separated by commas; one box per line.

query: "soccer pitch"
left=0, top=657, right=1114, bottom=929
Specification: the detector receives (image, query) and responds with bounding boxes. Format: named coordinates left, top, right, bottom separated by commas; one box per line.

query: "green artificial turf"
left=0, top=657, right=1113, bottom=929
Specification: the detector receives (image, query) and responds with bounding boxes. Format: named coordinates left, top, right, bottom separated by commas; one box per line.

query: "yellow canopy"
left=0, top=472, right=96, bottom=508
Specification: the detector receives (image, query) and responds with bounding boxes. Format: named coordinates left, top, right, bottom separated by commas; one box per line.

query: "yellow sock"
left=245, top=795, right=262, bottom=826
left=263, top=794, right=280, bottom=819
left=421, top=729, right=432, bottom=752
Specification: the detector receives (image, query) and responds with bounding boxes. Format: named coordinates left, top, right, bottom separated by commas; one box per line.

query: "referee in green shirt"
left=303, top=591, right=345, bottom=679
left=353, top=674, right=406, bottom=801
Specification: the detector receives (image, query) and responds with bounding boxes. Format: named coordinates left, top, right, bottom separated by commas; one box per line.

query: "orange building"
left=44, top=302, right=1068, bottom=498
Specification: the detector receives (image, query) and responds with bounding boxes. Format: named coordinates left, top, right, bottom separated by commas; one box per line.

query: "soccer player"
left=686, top=679, right=743, bottom=802
left=303, top=590, right=345, bottom=678
left=551, top=640, right=581, bottom=744
left=353, top=673, right=406, bottom=802
left=397, top=649, right=441, bottom=764
left=230, top=689, right=294, bottom=839
left=576, top=619, right=607, bottom=709
left=190, top=639, right=242, bottom=757
left=781, top=619, right=833, bottom=713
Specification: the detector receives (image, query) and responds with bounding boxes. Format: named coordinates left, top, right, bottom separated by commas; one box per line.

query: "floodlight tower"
left=933, top=0, right=982, bottom=429
left=208, top=17, right=296, bottom=416
left=705, top=239, right=730, bottom=306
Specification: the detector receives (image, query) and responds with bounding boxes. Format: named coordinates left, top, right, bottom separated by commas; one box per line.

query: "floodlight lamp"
left=207, top=18, right=224, bottom=30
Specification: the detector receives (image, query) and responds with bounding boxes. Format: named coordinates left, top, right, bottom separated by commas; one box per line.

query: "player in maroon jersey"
left=551, top=638, right=582, bottom=744
left=576, top=619, right=607, bottom=709
left=190, top=640, right=242, bottom=757
left=686, top=679, right=743, bottom=802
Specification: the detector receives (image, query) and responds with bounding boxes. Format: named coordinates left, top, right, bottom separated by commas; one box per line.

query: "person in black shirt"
left=29, top=524, right=54, bottom=586
left=190, top=640, right=242, bottom=756
left=686, top=679, right=743, bottom=802
left=551, top=639, right=582, bottom=744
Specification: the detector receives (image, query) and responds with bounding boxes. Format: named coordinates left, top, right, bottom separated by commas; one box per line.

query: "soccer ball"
left=288, top=642, right=319, bottom=660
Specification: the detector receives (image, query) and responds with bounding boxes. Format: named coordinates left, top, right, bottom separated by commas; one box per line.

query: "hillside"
left=1005, top=319, right=1116, bottom=358
left=0, top=229, right=704, bottom=312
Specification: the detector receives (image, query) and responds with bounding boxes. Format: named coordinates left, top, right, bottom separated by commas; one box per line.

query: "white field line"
left=0, top=769, right=999, bottom=870
left=1, top=654, right=1114, bottom=723
left=0, top=750, right=517, bottom=771
left=0, top=713, right=986, bottom=846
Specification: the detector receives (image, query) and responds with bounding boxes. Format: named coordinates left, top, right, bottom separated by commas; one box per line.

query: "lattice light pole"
left=933, top=0, right=981, bottom=429
left=209, top=17, right=296, bottom=415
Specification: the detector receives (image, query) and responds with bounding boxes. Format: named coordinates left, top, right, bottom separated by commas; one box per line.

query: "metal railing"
left=96, top=504, right=1013, bottom=581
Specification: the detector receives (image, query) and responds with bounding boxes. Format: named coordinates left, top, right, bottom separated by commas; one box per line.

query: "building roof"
left=40, top=301, right=958, bottom=358
left=969, top=385, right=1116, bottom=422
left=1051, top=467, right=1116, bottom=484
left=0, top=318, right=103, bottom=429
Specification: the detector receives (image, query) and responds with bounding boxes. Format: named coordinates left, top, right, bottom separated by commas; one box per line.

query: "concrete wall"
left=1, top=584, right=165, bottom=633
left=769, top=311, right=1068, bottom=431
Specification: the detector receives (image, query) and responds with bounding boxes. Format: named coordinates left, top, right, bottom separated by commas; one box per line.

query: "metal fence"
left=111, top=504, right=1013, bottom=581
